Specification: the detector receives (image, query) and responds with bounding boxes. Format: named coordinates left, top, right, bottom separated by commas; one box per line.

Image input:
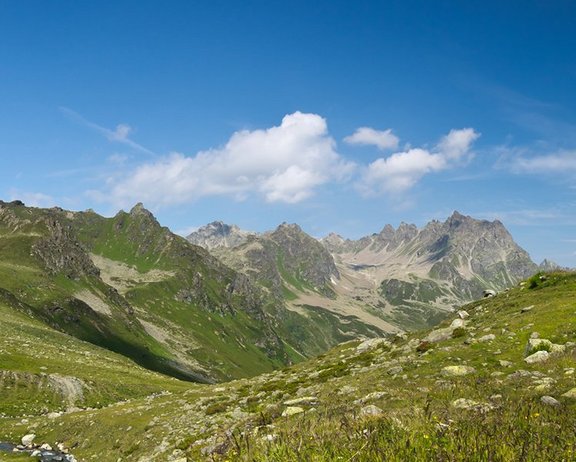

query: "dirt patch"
left=90, top=254, right=175, bottom=294
left=74, top=289, right=113, bottom=316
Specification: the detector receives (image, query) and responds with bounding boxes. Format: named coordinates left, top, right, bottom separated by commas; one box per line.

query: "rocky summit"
left=187, top=221, right=257, bottom=250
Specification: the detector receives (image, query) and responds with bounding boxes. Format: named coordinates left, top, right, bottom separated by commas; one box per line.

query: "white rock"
left=450, top=318, right=466, bottom=329
left=21, top=434, right=35, bottom=447
left=356, top=338, right=389, bottom=353
left=478, top=334, right=496, bottom=342
left=524, top=351, right=550, bottom=364
left=283, top=396, right=317, bottom=406
left=457, top=310, right=469, bottom=319
left=441, top=365, right=476, bottom=377
left=282, top=406, right=305, bottom=417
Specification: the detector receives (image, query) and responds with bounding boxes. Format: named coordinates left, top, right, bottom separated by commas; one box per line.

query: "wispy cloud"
left=8, top=189, right=56, bottom=208
left=511, top=150, right=576, bottom=174
left=60, top=107, right=155, bottom=156
left=471, top=208, right=572, bottom=226
left=358, top=128, right=480, bottom=195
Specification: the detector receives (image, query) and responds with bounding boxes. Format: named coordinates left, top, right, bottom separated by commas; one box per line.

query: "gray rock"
left=540, top=395, right=561, bottom=407
left=387, top=366, right=403, bottom=375
left=21, top=434, right=35, bottom=447
left=457, top=310, right=470, bottom=319
left=359, top=405, right=383, bottom=417
left=524, top=351, right=550, bottom=364
left=356, top=338, right=389, bottom=353
left=478, top=334, right=496, bottom=342
left=441, top=365, right=475, bottom=377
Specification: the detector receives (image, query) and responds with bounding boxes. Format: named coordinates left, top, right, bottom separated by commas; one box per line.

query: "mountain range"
left=188, top=211, right=542, bottom=331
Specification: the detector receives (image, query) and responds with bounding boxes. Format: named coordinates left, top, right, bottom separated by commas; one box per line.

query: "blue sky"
left=1, top=1, right=575, bottom=266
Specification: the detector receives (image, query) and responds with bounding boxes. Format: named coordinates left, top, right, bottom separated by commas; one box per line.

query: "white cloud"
left=98, top=112, right=354, bottom=207
left=108, top=124, right=132, bottom=142
left=60, top=107, right=155, bottom=156
left=359, top=128, right=479, bottom=195
left=344, top=127, right=399, bottom=150
left=9, top=190, right=56, bottom=208
left=510, top=150, right=576, bottom=173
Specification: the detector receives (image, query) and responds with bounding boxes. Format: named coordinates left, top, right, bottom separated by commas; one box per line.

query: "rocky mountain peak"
left=187, top=221, right=255, bottom=250
left=129, top=202, right=155, bottom=219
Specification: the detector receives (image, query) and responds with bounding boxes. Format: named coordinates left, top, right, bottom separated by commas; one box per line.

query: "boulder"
left=359, top=405, right=383, bottom=417
left=21, top=434, right=35, bottom=447
left=283, top=396, right=317, bottom=406
left=561, top=388, right=576, bottom=399
left=540, top=396, right=561, bottom=407
left=457, top=310, right=470, bottom=319
left=282, top=406, right=305, bottom=417
left=524, top=351, right=549, bottom=364
left=356, top=338, right=389, bottom=354
left=441, top=365, right=476, bottom=377
left=478, top=334, right=496, bottom=342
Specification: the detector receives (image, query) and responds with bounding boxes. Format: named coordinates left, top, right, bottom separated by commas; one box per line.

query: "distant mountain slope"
left=0, top=200, right=387, bottom=383
left=192, top=222, right=395, bottom=333
left=191, top=212, right=538, bottom=332
left=323, top=211, right=538, bottom=329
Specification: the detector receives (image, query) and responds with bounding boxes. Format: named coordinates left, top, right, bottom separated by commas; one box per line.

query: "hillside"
left=1, top=271, right=575, bottom=460
left=0, top=201, right=382, bottom=385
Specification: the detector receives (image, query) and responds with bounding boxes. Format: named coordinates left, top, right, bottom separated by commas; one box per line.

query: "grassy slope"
left=1, top=271, right=574, bottom=461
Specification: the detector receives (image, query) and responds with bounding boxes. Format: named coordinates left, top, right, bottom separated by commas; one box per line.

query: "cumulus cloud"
left=344, top=127, right=399, bottom=150
left=99, top=112, right=354, bottom=207
left=359, top=128, right=479, bottom=195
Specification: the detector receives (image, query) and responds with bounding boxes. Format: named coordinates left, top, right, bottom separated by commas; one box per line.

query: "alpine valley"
left=1, top=200, right=574, bottom=461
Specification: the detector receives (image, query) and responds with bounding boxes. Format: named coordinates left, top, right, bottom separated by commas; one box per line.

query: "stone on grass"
left=478, top=334, right=496, bottom=342
left=457, top=310, right=469, bottom=319
left=561, top=388, right=576, bottom=399
left=387, top=366, right=403, bottom=375
left=524, top=351, right=550, bottom=364
left=21, top=434, right=35, bottom=447
left=283, top=396, right=317, bottom=406
left=441, top=365, right=475, bottom=377
left=359, top=405, right=383, bottom=417
left=540, top=396, right=561, bottom=407
left=356, top=338, right=389, bottom=353
left=450, top=319, right=466, bottom=329
left=282, top=406, right=305, bottom=417
left=452, top=398, right=478, bottom=410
